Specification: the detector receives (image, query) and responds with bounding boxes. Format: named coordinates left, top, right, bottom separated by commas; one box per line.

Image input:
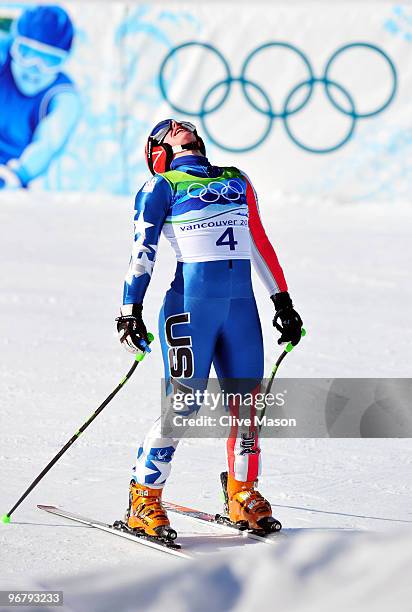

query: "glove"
left=0, top=164, right=22, bottom=190
left=116, top=304, right=149, bottom=354
left=271, top=291, right=303, bottom=347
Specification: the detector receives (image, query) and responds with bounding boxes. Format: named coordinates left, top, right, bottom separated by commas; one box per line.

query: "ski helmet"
left=16, top=6, right=74, bottom=51
left=145, top=119, right=206, bottom=175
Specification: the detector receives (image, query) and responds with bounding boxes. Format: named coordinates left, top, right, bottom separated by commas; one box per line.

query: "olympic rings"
left=200, top=77, right=274, bottom=153
left=187, top=179, right=244, bottom=202
left=158, top=41, right=397, bottom=154
left=323, top=42, right=397, bottom=118
left=284, top=78, right=356, bottom=154
left=159, top=42, right=232, bottom=117
left=241, top=42, right=315, bottom=118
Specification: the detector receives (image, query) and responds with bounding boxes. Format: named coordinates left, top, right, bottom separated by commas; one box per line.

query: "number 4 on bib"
left=216, top=228, right=238, bottom=251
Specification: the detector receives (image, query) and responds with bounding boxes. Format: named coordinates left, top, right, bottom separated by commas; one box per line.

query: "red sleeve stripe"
left=245, top=176, right=288, bottom=293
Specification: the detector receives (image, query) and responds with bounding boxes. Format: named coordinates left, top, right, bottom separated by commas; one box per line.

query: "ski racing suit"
left=123, top=155, right=288, bottom=488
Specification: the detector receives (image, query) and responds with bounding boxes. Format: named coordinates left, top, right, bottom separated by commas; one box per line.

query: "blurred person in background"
left=116, top=119, right=304, bottom=542
left=0, top=5, right=80, bottom=190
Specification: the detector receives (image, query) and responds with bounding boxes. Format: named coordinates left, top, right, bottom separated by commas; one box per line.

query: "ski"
left=164, top=501, right=281, bottom=545
left=37, top=504, right=192, bottom=560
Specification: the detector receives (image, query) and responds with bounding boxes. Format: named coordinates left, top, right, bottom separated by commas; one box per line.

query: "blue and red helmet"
left=145, top=119, right=206, bottom=175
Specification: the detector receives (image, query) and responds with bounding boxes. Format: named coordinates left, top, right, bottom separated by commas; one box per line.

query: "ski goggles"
left=10, top=36, right=69, bottom=73
left=150, top=120, right=197, bottom=144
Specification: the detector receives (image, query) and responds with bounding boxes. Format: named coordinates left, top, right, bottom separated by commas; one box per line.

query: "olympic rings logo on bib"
left=159, top=41, right=397, bottom=154
left=187, top=179, right=244, bottom=203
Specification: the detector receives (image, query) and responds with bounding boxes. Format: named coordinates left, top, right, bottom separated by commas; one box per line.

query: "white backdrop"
left=1, top=1, right=411, bottom=201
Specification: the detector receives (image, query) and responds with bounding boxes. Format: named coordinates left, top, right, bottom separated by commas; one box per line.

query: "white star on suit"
left=125, top=212, right=158, bottom=284
left=134, top=211, right=154, bottom=239
left=134, top=252, right=155, bottom=277
left=142, top=459, right=170, bottom=485
left=125, top=252, right=155, bottom=284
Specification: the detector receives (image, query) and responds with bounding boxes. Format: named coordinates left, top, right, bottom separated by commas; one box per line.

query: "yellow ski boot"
left=126, top=481, right=177, bottom=541
left=221, top=471, right=282, bottom=533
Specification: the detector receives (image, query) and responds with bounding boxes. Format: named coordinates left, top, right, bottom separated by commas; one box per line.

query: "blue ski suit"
left=122, top=155, right=288, bottom=486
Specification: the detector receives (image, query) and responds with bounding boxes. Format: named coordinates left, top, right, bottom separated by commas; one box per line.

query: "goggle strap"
left=172, top=142, right=200, bottom=154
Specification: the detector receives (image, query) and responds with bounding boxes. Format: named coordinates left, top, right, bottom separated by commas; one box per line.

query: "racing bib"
left=161, top=168, right=250, bottom=262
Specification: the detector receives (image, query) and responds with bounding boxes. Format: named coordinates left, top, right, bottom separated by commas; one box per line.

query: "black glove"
left=116, top=304, right=149, bottom=353
left=271, top=292, right=303, bottom=346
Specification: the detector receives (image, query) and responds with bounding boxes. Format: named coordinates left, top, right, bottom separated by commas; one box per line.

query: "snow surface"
left=33, top=529, right=412, bottom=612
left=0, top=190, right=411, bottom=611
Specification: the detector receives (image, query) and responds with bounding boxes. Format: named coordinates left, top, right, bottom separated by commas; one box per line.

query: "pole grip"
left=135, top=332, right=155, bottom=362
left=285, top=327, right=306, bottom=353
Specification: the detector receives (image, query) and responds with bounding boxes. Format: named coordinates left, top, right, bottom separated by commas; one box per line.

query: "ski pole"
left=1, top=333, right=154, bottom=524
left=259, top=328, right=306, bottom=431
left=266, top=328, right=306, bottom=395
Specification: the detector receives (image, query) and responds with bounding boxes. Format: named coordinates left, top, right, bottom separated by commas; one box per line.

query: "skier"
left=116, top=119, right=303, bottom=541
left=0, top=5, right=80, bottom=189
